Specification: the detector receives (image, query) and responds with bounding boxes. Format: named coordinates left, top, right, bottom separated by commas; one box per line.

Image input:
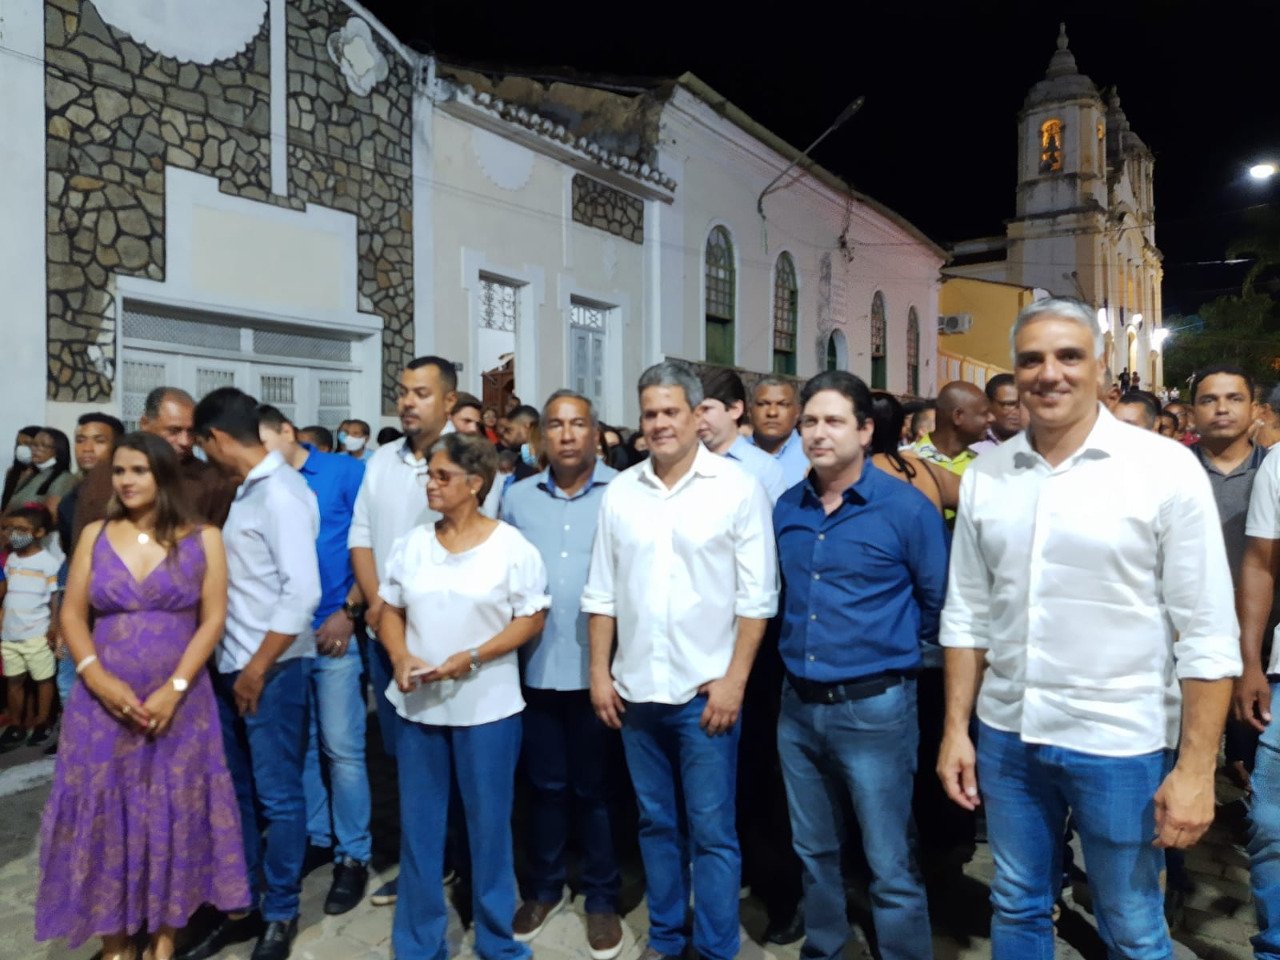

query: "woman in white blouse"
left=378, top=432, right=549, bottom=960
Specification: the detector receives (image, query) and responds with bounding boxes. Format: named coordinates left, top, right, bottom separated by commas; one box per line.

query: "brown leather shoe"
left=512, top=892, right=569, bottom=942
left=586, top=912, right=624, bottom=960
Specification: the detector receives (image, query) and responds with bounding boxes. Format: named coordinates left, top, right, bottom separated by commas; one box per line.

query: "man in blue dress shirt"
left=258, top=405, right=371, bottom=918
left=747, top=376, right=809, bottom=488
left=773, top=370, right=948, bottom=960
left=502, top=390, right=623, bottom=958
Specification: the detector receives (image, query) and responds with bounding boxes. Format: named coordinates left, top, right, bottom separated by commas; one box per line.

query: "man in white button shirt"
left=189, top=388, right=322, bottom=960
left=583, top=360, right=778, bottom=960
left=936, top=297, right=1240, bottom=960
left=347, top=355, right=458, bottom=907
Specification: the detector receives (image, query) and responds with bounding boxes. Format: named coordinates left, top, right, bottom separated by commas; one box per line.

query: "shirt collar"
left=914, top=433, right=977, bottom=465
left=396, top=421, right=457, bottom=466
left=800, top=458, right=874, bottom=509
left=638, top=442, right=724, bottom=492
left=1192, top=440, right=1267, bottom=477
left=1012, top=404, right=1121, bottom=471
left=297, top=442, right=318, bottom=474
left=536, top=462, right=617, bottom=500
left=242, top=449, right=286, bottom=488
left=725, top=435, right=754, bottom=462
left=747, top=429, right=799, bottom=457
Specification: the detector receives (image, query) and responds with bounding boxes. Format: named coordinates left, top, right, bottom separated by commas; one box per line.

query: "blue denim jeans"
left=213, top=658, right=310, bottom=921
left=1247, top=683, right=1280, bottom=959
left=366, top=631, right=401, bottom=761
left=393, top=713, right=528, bottom=960
left=521, top=687, right=620, bottom=913
left=620, top=696, right=741, bottom=960
left=303, top=638, right=372, bottom=863
left=978, top=722, right=1174, bottom=960
left=777, top=678, right=931, bottom=960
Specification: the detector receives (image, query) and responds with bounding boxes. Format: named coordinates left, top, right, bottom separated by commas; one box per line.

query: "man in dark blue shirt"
left=258, top=406, right=371, bottom=919
left=773, top=371, right=948, bottom=960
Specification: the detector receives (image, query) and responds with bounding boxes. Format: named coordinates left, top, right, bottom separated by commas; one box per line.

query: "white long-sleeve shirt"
left=219, top=451, right=322, bottom=673
left=581, top=443, right=778, bottom=705
left=940, top=406, right=1241, bottom=756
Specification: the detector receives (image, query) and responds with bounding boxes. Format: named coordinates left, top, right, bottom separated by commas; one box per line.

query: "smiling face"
left=1193, top=372, right=1253, bottom=444
left=112, top=446, right=157, bottom=512
left=74, top=421, right=116, bottom=471
left=1013, top=316, right=1103, bottom=437
left=640, top=384, right=699, bottom=468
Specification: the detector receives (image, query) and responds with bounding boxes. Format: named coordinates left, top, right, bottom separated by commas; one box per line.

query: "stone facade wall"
left=44, top=0, right=273, bottom=401
left=571, top=174, right=643, bottom=245
left=43, top=0, right=415, bottom=410
left=285, top=0, right=414, bottom=412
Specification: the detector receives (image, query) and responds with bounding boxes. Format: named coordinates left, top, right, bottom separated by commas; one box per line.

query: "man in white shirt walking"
left=186, top=388, right=322, bottom=960
left=583, top=360, right=778, bottom=960
left=937, top=297, right=1241, bottom=960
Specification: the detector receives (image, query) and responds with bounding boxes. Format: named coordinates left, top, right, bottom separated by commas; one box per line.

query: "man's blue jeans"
left=978, top=722, right=1174, bottom=960
left=620, top=696, right=741, bottom=960
left=303, top=638, right=372, bottom=864
left=777, top=677, right=932, bottom=960
left=1247, top=682, right=1280, bottom=959
left=521, top=687, right=620, bottom=913
left=393, top=713, right=528, bottom=960
left=213, top=658, right=310, bottom=921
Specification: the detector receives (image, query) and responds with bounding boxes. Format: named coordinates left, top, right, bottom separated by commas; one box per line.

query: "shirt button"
left=564, top=524, right=571, bottom=531
left=810, top=614, right=817, bottom=621
left=817, top=533, right=825, bottom=541
left=813, top=573, right=821, bottom=581
left=808, top=655, right=816, bottom=662
left=560, top=551, right=569, bottom=559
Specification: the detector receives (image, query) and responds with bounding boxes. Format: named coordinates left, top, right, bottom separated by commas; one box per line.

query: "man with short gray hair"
left=938, top=297, right=1240, bottom=959
left=583, top=360, right=778, bottom=960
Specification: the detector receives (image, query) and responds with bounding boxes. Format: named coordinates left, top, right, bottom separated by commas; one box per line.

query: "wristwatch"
left=171, top=676, right=189, bottom=694
left=343, top=600, right=367, bottom=620
left=468, top=648, right=482, bottom=675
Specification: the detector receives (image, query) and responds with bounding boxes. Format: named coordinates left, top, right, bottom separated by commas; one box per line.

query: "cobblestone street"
left=0, top=747, right=1263, bottom=960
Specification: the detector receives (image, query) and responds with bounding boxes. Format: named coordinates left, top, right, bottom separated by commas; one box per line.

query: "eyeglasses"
left=426, top=469, right=468, bottom=485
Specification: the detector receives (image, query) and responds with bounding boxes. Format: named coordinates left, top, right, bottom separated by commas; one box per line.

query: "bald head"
left=934, top=380, right=992, bottom=449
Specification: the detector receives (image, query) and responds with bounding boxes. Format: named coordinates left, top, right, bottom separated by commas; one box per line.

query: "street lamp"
left=1250, top=162, right=1278, bottom=181
left=1151, top=328, right=1171, bottom=350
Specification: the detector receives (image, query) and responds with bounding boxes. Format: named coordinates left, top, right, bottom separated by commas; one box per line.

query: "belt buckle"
left=825, top=688, right=837, bottom=704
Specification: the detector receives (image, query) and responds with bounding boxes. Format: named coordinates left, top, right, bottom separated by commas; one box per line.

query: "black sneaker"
left=26, top=727, right=51, bottom=748
left=0, top=727, right=26, bottom=753
left=250, top=917, right=297, bottom=960
left=176, top=912, right=263, bottom=960
left=324, top=859, right=368, bottom=915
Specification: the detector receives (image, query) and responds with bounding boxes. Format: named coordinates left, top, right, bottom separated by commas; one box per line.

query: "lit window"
left=772, top=253, right=797, bottom=376
left=1040, top=119, right=1063, bottom=173
left=870, top=291, right=887, bottom=390
left=705, top=227, right=735, bottom=366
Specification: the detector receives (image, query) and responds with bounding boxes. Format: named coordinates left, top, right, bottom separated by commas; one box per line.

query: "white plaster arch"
left=92, top=0, right=266, bottom=64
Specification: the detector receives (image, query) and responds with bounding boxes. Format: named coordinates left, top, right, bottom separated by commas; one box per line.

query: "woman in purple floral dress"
left=36, top=433, right=249, bottom=960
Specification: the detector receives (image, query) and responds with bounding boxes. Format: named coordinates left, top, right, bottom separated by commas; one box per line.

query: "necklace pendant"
left=137, top=533, right=150, bottom=545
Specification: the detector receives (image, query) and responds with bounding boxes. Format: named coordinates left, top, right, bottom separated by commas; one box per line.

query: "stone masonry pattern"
left=43, top=0, right=414, bottom=410
left=571, top=174, right=644, bottom=244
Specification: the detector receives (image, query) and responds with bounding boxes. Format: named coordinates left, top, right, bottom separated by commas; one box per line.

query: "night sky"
left=362, top=0, right=1280, bottom=316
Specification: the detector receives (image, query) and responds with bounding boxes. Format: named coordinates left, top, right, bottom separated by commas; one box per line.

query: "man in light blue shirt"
left=501, top=390, right=623, bottom=958
left=747, top=376, right=809, bottom=488
left=192, top=387, right=321, bottom=960
left=698, top=368, right=787, bottom=503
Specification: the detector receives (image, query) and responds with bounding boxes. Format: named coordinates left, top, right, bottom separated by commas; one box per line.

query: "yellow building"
left=937, top=277, right=1042, bottom=386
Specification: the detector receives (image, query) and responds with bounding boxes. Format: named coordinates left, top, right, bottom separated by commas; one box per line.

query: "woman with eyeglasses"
left=5, top=428, right=76, bottom=515
left=377, top=431, right=549, bottom=960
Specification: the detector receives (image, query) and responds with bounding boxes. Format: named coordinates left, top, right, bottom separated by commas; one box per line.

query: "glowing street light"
left=1251, top=162, right=1278, bottom=181
left=1151, top=327, right=1171, bottom=350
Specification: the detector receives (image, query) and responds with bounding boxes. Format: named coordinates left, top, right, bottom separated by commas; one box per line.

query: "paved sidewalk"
left=1, top=763, right=1262, bottom=960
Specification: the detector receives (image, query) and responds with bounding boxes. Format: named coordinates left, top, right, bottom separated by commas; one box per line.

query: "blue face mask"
left=337, top=430, right=349, bottom=446
left=520, top=443, right=537, bottom=467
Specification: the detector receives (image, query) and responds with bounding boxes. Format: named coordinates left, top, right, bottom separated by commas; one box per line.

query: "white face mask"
left=35, top=455, right=56, bottom=470
left=341, top=434, right=367, bottom=452
left=13, top=444, right=32, bottom=465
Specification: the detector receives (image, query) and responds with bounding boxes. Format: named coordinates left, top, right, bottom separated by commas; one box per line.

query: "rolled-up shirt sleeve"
left=508, top=538, right=552, bottom=618
left=265, top=484, right=322, bottom=636
left=940, top=470, right=992, bottom=650
left=1246, top=447, right=1280, bottom=540
left=580, top=494, right=617, bottom=618
left=732, top=478, right=779, bottom=620
left=1161, top=463, right=1242, bottom=681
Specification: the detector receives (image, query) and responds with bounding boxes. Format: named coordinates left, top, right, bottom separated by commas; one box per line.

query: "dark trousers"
left=913, top=667, right=976, bottom=860
left=521, top=687, right=621, bottom=913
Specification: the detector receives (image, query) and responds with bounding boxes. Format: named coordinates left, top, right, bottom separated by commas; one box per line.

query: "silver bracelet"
left=75, top=654, right=98, bottom=674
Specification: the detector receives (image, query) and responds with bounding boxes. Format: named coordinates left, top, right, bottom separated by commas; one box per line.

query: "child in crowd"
left=0, top=503, right=60, bottom=751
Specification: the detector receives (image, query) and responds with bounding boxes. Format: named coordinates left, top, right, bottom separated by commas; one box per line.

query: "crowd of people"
left=6, top=294, right=1280, bottom=960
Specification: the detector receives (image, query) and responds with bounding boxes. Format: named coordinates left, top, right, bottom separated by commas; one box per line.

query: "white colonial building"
left=1, top=0, right=943, bottom=448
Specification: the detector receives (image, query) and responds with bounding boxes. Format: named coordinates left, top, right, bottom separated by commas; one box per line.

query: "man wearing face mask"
left=336, top=420, right=374, bottom=461
left=72, top=388, right=235, bottom=543
left=499, top=406, right=543, bottom=482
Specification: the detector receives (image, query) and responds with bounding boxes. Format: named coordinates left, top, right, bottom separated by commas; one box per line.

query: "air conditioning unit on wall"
left=937, top=313, right=973, bottom=334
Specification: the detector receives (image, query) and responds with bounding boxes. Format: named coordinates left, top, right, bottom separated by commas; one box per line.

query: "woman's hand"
left=141, top=683, right=184, bottom=736
left=84, top=667, right=151, bottom=729
left=392, top=653, right=435, bottom=693
left=427, top=651, right=473, bottom=682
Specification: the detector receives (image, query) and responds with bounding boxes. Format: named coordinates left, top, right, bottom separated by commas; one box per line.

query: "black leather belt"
left=786, top=670, right=907, bottom=705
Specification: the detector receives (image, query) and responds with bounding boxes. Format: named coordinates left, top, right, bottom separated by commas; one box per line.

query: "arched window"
left=906, top=307, right=920, bottom=395
left=772, top=253, right=798, bottom=375
left=1040, top=118, right=1063, bottom=173
left=870, top=291, right=887, bottom=389
left=825, top=329, right=847, bottom=371
left=704, top=227, right=735, bottom=366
